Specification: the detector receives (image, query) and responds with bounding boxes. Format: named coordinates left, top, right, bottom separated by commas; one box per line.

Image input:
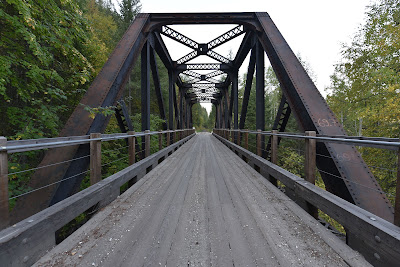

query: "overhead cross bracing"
left=161, top=23, right=244, bottom=103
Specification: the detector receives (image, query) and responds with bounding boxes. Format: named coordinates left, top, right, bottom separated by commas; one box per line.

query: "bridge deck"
left=34, top=133, right=368, bottom=266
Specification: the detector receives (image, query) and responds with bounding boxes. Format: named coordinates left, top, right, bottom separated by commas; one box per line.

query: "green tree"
left=205, top=104, right=216, bottom=130
left=0, top=0, right=97, bottom=139
left=192, top=103, right=209, bottom=131
left=326, top=0, right=400, bottom=204
left=118, top=0, right=141, bottom=34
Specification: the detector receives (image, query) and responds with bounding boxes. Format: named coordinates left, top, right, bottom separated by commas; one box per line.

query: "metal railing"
left=0, top=128, right=196, bottom=230
left=213, top=128, right=400, bottom=266
left=213, top=128, right=400, bottom=225
left=0, top=129, right=196, bottom=266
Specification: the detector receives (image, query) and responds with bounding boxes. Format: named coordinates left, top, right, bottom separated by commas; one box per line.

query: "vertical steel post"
left=189, top=104, right=193, bottom=128
left=214, top=104, right=218, bottom=128
left=142, top=42, right=150, bottom=159
left=257, top=129, right=262, bottom=156
left=168, top=70, right=175, bottom=130
left=179, top=89, right=184, bottom=129
left=167, top=131, right=170, bottom=147
left=90, top=133, right=102, bottom=185
left=232, top=71, right=239, bottom=143
left=239, top=48, right=256, bottom=129
left=256, top=40, right=265, bottom=157
left=186, top=99, right=190, bottom=130
left=128, top=131, right=136, bottom=165
left=237, top=130, right=241, bottom=146
left=145, top=130, right=150, bottom=158
left=0, top=137, right=9, bottom=230
left=224, top=91, right=229, bottom=129
left=395, top=142, right=400, bottom=226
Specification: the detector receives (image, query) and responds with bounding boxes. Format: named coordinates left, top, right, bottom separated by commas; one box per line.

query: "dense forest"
left=0, top=0, right=211, bottom=140
left=1, top=0, right=399, bottom=220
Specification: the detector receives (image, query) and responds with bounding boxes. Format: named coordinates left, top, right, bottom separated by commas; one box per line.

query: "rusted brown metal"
left=11, top=14, right=150, bottom=223
left=255, top=12, right=393, bottom=222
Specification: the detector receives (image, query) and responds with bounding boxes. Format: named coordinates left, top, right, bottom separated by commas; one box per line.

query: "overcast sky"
left=118, top=0, right=372, bottom=112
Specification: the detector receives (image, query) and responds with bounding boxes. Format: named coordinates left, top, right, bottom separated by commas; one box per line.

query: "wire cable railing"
left=213, top=127, right=400, bottom=227
left=0, top=128, right=196, bottom=224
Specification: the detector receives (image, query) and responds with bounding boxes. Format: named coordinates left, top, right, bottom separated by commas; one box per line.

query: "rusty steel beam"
left=11, top=14, right=151, bottom=223
left=149, top=48, right=167, bottom=129
left=239, top=47, right=255, bottom=129
left=255, top=12, right=393, bottom=222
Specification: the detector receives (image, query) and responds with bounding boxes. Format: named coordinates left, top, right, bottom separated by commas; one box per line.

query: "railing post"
left=271, top=130, right=278, bottom=164
left=244, top=130, right=249, bottom=150
left=128, top=131, right=136, bottom=165
left=268, top=130, right=278, bottom=186
left=158, top=131, right=163, bottom=151
left=237, top=130, right=241, bottom=146
left=305, top=131, right=318, bottom=218
left=395, top=141, right=400, bottom=226
left=0, top=137, right=9, bottom=230
left=90, top=133, right=102, bottom=185
left=167, top=131, right=170, bottom=146
left=231, top=130, right=234, bottom=143
left=145, top=130, right=150, bottom=158
left=257, top=129, right=262, bottom=156
left=174, top=130, right=177, bottom=143
left=305, top=131, right=316, bottom=184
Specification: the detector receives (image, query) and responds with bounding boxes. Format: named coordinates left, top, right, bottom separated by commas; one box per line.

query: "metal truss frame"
left=14, top=13, right=394, bottom=252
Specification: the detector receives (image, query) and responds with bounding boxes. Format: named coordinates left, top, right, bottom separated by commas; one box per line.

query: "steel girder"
left=13, top=12, right=393, bottom=226
left=254, top=12, right=393, bottom=221
left=11, top=14, right=151, bottom=223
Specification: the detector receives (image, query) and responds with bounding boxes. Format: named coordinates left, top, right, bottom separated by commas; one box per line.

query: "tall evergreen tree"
left=118, top=0, right=141, bottom=33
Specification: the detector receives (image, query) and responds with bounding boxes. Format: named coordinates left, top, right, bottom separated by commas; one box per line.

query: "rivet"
left=22, top=238, right=28, bottom=244
left=374, top=253, right=380, bottom=260
left=23, top=256, right=29, bottom=263
left=370, top=217, right=376, bottom=221
left=375, top=235, right=381, bottom=243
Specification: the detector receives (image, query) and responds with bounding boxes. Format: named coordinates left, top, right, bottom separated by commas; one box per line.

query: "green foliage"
left=81, top=104, right=116, bottom=119
left=118, top=0, right=141, bottom=34
left=205, top=105, right=216, bottom=130
left=326, top=0, right=400, bottom=205
left=192, top=103, right=209, bottom=131
left=1, top=0, right=135, bottom=210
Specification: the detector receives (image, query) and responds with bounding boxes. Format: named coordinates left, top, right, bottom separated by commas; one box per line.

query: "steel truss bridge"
left=0, top=12, right=399, bottom=267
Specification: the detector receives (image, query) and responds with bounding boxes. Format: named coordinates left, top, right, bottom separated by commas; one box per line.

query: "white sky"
left=120, top=0, right=372, bottom=113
